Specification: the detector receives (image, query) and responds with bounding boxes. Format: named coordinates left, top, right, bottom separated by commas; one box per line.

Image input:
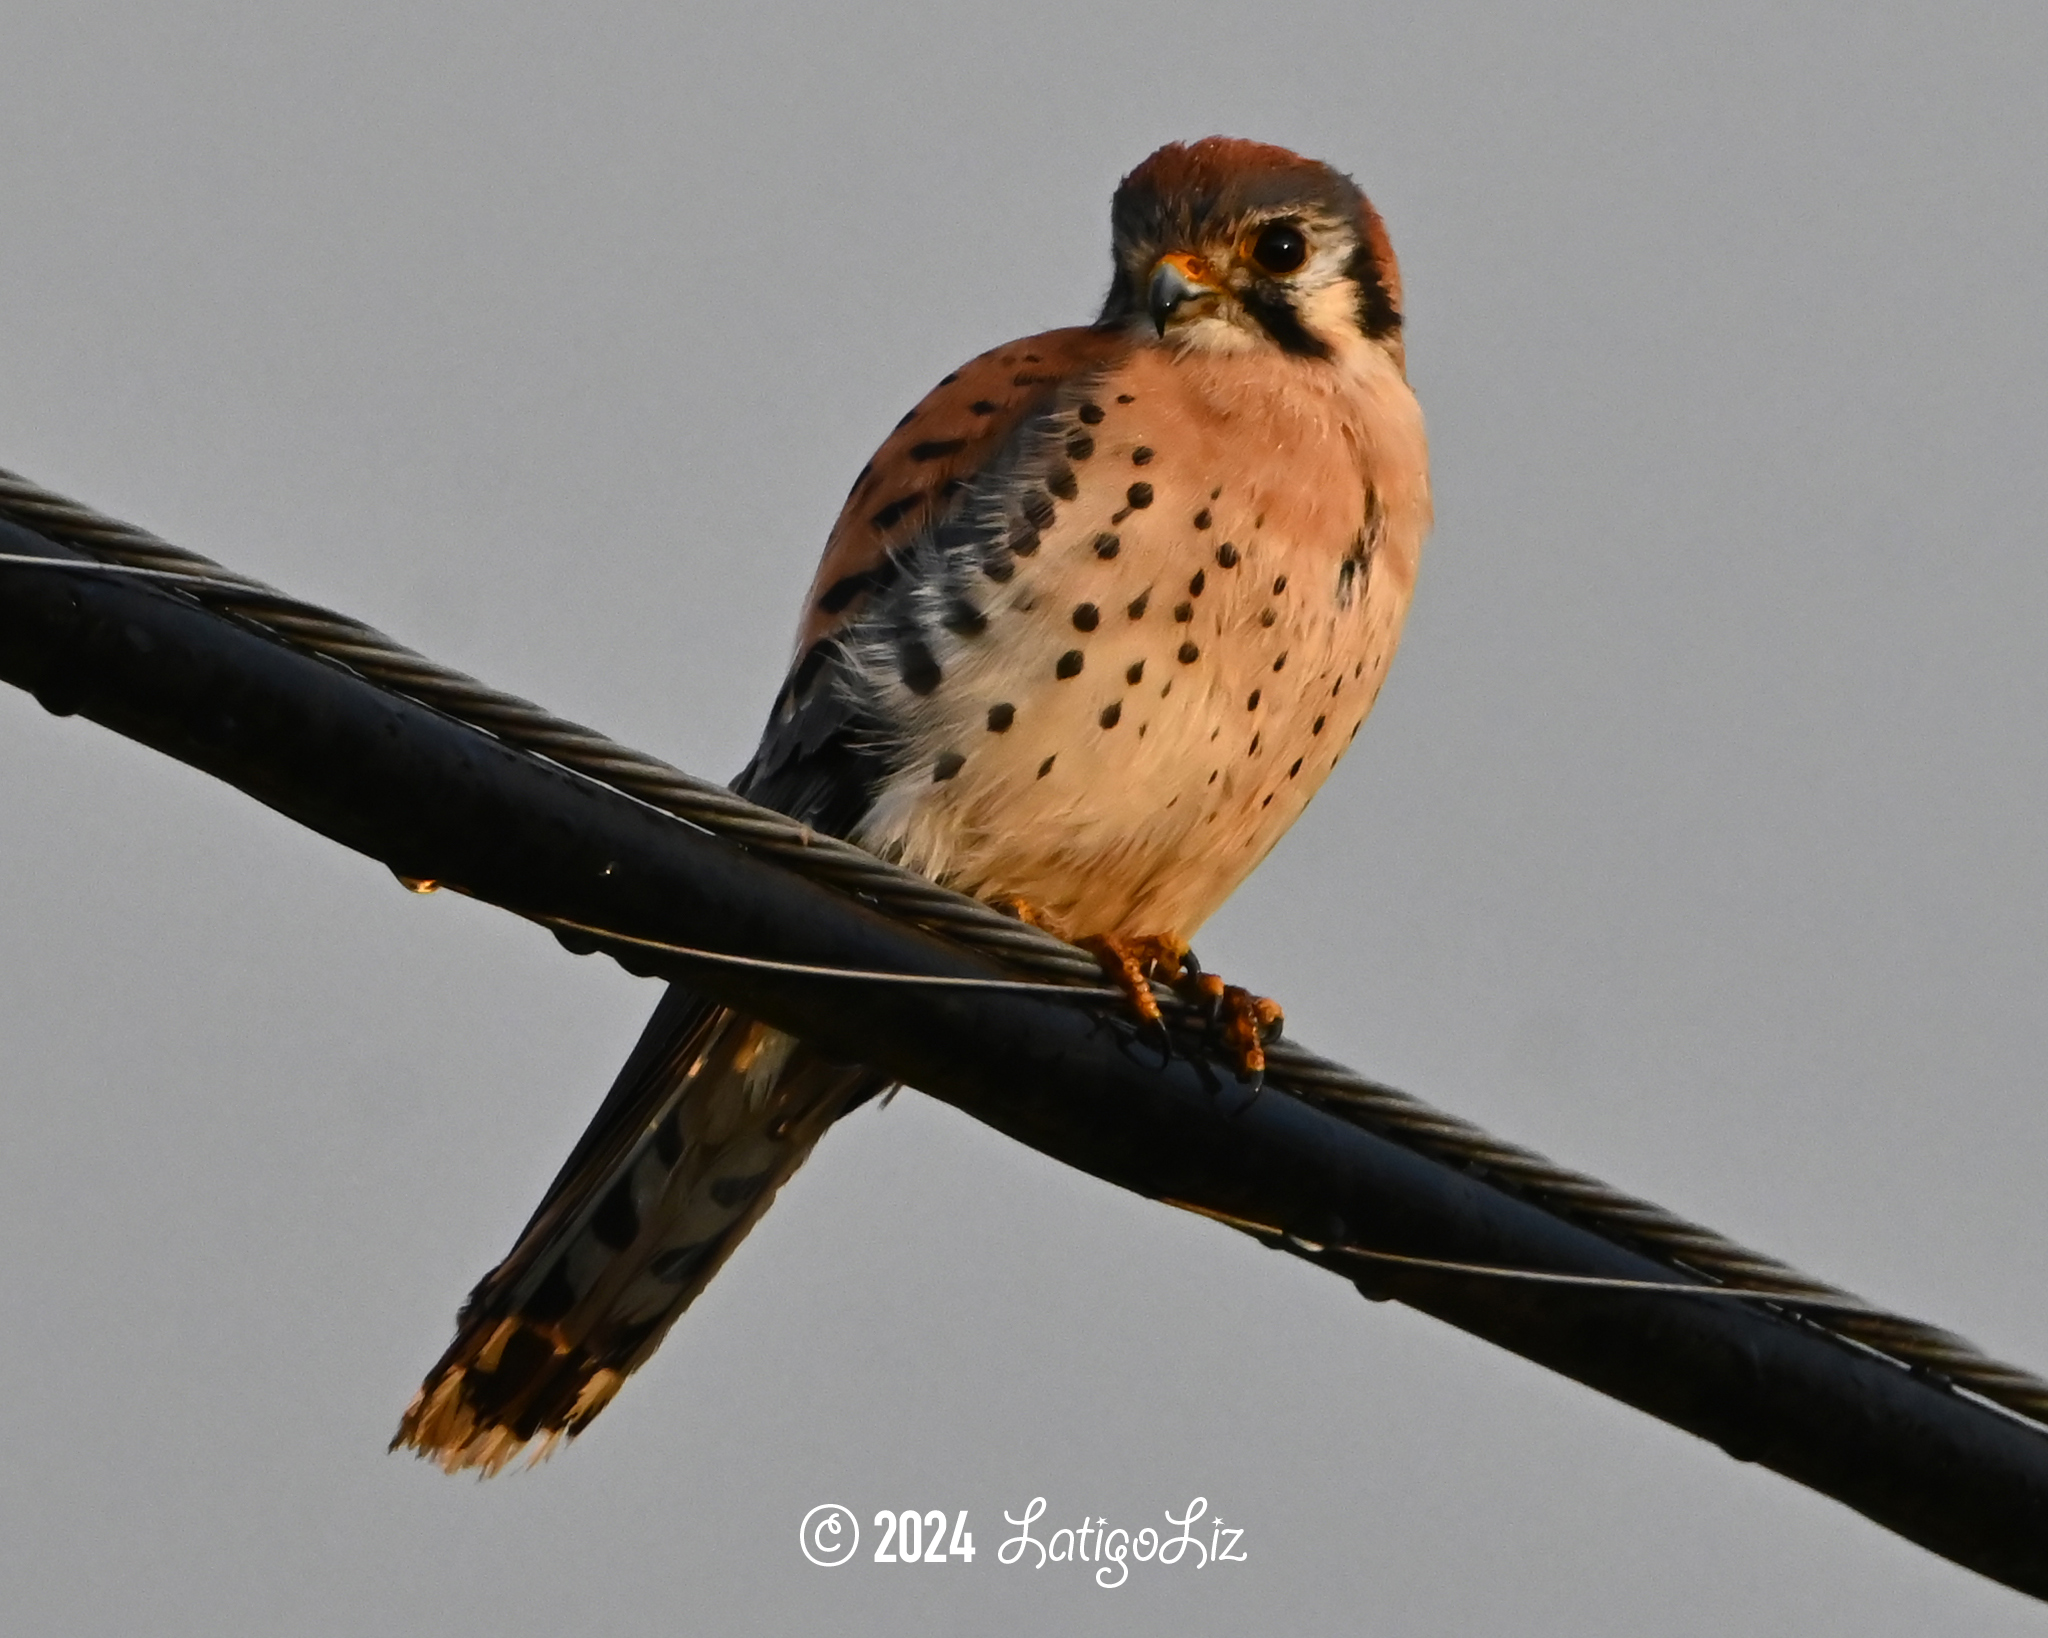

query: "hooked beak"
left=1148, top=252, right=1222, bottom=336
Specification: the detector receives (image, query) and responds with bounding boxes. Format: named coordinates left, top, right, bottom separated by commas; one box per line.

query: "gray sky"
left=4, top=3, right=2047, bottom=1632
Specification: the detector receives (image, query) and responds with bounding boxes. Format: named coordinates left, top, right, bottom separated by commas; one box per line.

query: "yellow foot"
left=1081, top=938, right=1285, bottom=1077
left=1184, top=970, right=1286, bottom=1077
left=990, top=894, right=1068, bottom=936
left=1078, top=932, right=1191, bottom=1031
left=1022, top=912, right=1286, bottom=1080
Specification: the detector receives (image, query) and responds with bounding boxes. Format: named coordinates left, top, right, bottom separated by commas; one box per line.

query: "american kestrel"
left=396, top=137, right=1431, bottom=1472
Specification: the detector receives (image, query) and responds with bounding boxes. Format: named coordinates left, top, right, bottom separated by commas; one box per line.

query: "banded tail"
left=394, top=985, right=883, bottom=1473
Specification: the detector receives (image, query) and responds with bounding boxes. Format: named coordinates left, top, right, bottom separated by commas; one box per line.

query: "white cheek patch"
left=1173, top=219, right=1363, bottom=357
left=1171, top=313, right=1264, bottom=355
left=1295, top=278, right=1366, bottom=347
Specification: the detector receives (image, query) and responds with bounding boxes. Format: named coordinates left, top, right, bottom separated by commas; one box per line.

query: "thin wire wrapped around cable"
left=2, top=463, right=2041, bottom=1423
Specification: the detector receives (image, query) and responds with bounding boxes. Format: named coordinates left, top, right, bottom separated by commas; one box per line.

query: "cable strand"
left=2, top=464, right=2039, bottom=1422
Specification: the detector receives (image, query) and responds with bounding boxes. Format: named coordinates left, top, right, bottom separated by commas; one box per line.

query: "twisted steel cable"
left=3, top=460, right=2042, bottom=1424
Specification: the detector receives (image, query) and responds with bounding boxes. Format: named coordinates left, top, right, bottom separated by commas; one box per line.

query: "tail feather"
left=394, top=986, right=883, bottom=1473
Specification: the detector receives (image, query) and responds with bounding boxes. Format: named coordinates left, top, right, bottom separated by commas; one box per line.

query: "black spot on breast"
left=1289, top=757, right=1303, bottom=777
left=1178, top=641, right=1200, bottom=664
left=847, top=459, right=874, bottom=498
left=1066, top=432, right=1096, bottom=461
left=1056, top=649, right=1084, bottom=679
left=1116, top=393, right=1135, bottom=404
left=910, top=438, right=967, bottom=462
left=1010, top=525, right=1042, bottom=557
left=1173, top=602, right=1193, bottom=622
left=943, top=599, right=988, bottom=636
left=1024, top=352, right=1041, bottom=363
left=1193, top=509, right=1211, bottom=530
left=1126, top=659, right=1145, bottom=684
left=1259, top=608, right=1277, bottom=627
left=1272, top=652, right=1287, bottom=672
left=1262, top=792, right=1274, bottom=808
left=1046, top=464, right=1078, bottom=501
left=870, top=495, right=922, bottom=531
left=1132, top=446, right=1155, bottom=466
left=1023, top=492, right=1057, bottom=530
left=1126, top=482, right=1154, bottom=509
left=1093, top=532, right=1120, bottom=559
left=1272, top=574, right=1288, bottom=593
left=1210, top=486, right=1222, bottom=499
left=1247, top=689, right=1261, bottom=711
left=1249, top=732, right=1261, bottom=754
left=971, top=399, right=1002, bottom=415
left=1217, top=542, right=1239, bottom=567
left=1189, top=569, right=1206, bottom=596
left=987, top=702, right=1015, bottom=732
left=894, top=408, right=918, bottom=430
left=939, top=371, right=961, bottom=384
left=932, top=751, right=966, bottom=782
left=1099, top=701, right=1122, bottom=729
left=818, top=559, right=901, bottom=613
left=899, top=637, right=942, bottom=695
left=1337, top=555, right=1364, bottom=608
left=983, top=552, right=1015, bottom=583
left=1313, top=714, right=1326, bottom=734
left=1127, top=589, right=1150, bottom=619
left=1038, top=755, right=1057, bottom=778
left=1014, top=370, right=1059, bottom=386
left=1072, top=603, right=1100, bottom=631
left=1078, top=401, right=1105, bottom=424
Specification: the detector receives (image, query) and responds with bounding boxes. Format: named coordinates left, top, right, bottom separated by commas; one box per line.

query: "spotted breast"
left=754, top=329, right=1427, bottom=943
left=396, top=137, right=1430, bottom=1473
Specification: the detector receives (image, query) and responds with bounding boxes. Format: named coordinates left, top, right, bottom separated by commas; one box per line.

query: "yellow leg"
left=999, top=902, right=1284, bottom=1078
left=1077, top=932, right=1190, bottom=1030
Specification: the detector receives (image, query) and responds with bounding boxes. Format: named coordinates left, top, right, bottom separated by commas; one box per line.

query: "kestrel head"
left=1100, top=137, right=1405, bottom=370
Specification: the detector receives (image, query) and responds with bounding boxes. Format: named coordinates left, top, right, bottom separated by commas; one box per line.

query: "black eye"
left=1249, top=221, right=1308, bottom=275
